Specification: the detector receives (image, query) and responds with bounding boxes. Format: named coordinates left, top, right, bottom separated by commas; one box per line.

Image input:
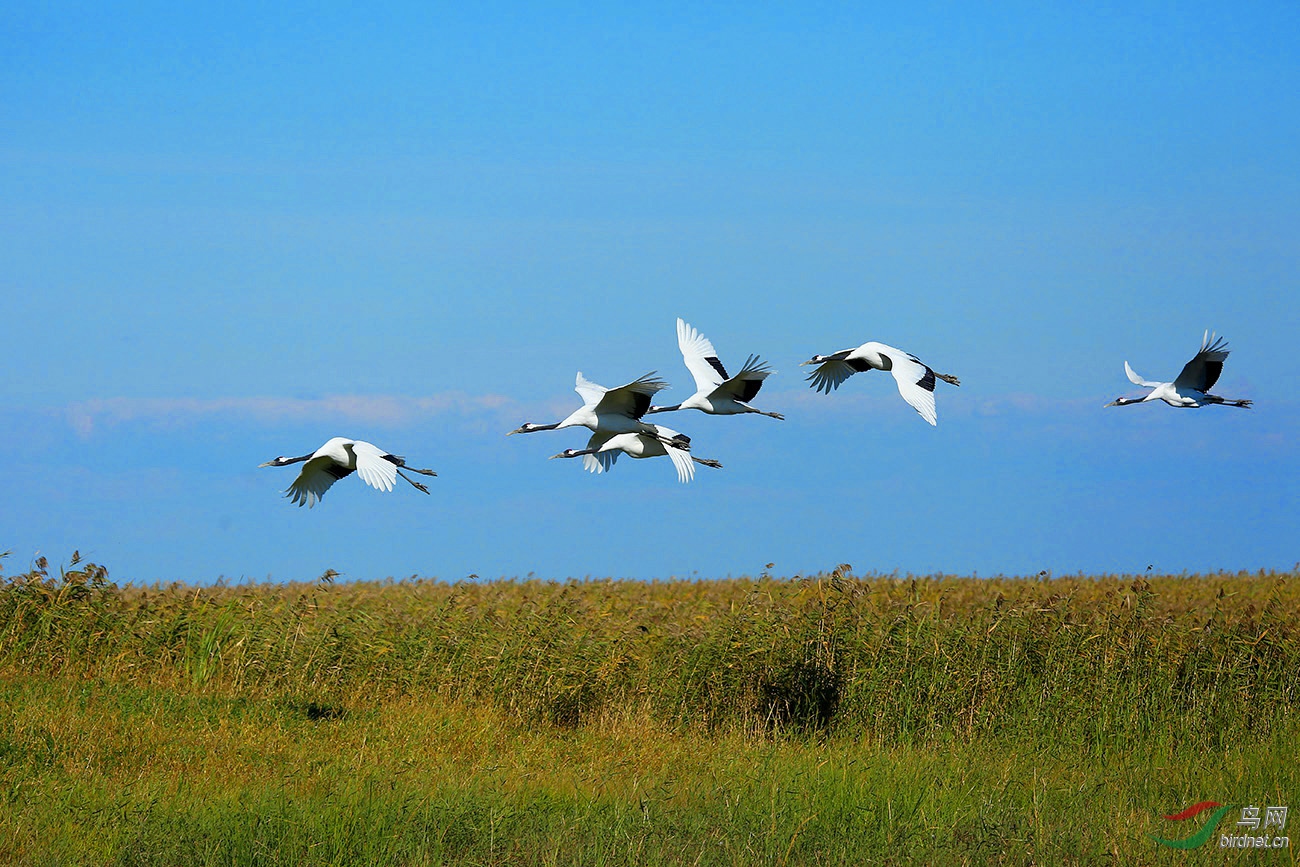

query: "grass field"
left=2, top=556, right=1297, bottom=864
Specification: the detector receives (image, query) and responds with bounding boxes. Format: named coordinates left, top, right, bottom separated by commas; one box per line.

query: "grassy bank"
left=2, top=559, right=1297, bottom=863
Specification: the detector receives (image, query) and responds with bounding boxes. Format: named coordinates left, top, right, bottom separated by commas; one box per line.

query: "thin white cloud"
left=60, top=389, right=1297, bottom=454
left=767, top=386, right=1083, bottom=420
left=65, top=392, right=518, bottom=437
left=763, top=386, right=1296, bottom=450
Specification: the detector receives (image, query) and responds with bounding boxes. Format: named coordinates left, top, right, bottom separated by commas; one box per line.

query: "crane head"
left=259, top=451, right=314, bottom=468
left=507, top=422, right=549, bottom=436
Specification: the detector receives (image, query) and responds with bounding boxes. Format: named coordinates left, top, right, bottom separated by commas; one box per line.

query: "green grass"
left=1, top=558, right=1297, bottom=864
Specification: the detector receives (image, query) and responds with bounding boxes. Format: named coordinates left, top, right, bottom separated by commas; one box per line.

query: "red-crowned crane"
left=548, top=424, right=722, bottom=484
left=1107, top=331, right=1252, bottom=409
left=801, top=341, right=960, bottom=426
left=507, top=372, right=670, bottom=437
left=259, top=437, right=436, bottom=508
left=648, top=318, right=783, bottom=420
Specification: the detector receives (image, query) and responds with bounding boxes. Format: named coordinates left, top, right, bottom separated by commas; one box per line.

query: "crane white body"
left=258, top=437, right=437, bottom=508
left=801, top=341, right=960, bottom=426
left=1107, top=331, right=1252, bottom=409
left=549, top=424, right=722, bottom=484
left=648, top=318, right=783, bottom=419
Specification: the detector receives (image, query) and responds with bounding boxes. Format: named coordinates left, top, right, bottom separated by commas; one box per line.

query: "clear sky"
left=3, top=2, right=1297, bottom=584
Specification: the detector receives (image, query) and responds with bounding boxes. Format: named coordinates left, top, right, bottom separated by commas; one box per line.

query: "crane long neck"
left=551, top=447, right=599, bottom=459
left=509, top=422, right=560, bottom=435
left=647, top=404, right=681, bottom=414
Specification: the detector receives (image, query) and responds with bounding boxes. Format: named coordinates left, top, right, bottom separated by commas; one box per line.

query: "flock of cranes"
left=261, top=323, right=1252, bottom=505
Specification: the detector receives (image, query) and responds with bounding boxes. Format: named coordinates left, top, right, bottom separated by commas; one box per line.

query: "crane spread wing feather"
left=1124, top=361, right=1159, bottom=388
left=676, top=318, right=728, bottom=392
left=583, top=450, right=619, bottom=474
left=880, top=348, right=939, bottom=426
left=664, top=442, right=695, bottom=483
left=1174, top=331, right=1230, bottom=392
left=351, top=441, right=398, bottom=492
left=580, top=432, right=618, bottom=474
left=574, top=372, right=607, bottom=408
left=594, top=372, right=668, bottom=419
left=285, top=456, right=342, bottom=508
left=717, top=354, right=773, bottom=402
left=805, top=358, right=857, bottom=394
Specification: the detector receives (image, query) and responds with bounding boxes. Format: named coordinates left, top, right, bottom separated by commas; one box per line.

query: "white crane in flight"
left=549, top=425, right=722, bottom=484
left=801, top=341, right=960, bottom=426
left=1106, top=331, right=1252, bottom=409
left=507, top=372, right=670, bottom=437
left=648, top=318, right=783, bottom=419
left=259, top=437, right=437, bottom=508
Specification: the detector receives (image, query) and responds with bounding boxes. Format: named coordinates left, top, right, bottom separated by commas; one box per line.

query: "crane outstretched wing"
left=574, top=372, right=608, bottom=408
left=805, top=357, right=857, bottom=394
left=716, top=354, right=773, bottom=402
left=663, top=441, right=695, bottom=483
left=580, top=431, right=619, bottom=474
left=351, top=441, right=399, bottom=492
left=593, top=372, right=669, bottom=420
left=677, top=318, right=728, bottom=392
left=1173, top=331, right=1230, bottom=392
left=880, top=348, right=939, bottom=426
left=583, top=450, right=619, bottom=474
left=1124, top=361, right=1159, bottom=388
left=285, top=456, right=345, bottom=508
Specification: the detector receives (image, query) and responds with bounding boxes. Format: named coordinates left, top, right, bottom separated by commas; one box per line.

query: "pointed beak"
left=257, top=460, right=277, bottom=468
left=798, top=358, right=819, bottom=366
left=1103, top=400, right=1121, bottom=407
left=548, top=452, right=566, bottom=460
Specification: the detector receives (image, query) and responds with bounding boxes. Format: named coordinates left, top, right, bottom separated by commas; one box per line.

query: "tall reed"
left=3, top=555, right=1295, bottom=748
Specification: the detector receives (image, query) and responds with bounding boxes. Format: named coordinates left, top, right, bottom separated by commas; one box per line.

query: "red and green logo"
left=1152, top=801, right=1236, bottom=849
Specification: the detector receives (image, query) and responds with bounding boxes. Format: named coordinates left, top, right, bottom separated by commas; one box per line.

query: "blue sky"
left=3, top=3, right=1297, bottom=583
